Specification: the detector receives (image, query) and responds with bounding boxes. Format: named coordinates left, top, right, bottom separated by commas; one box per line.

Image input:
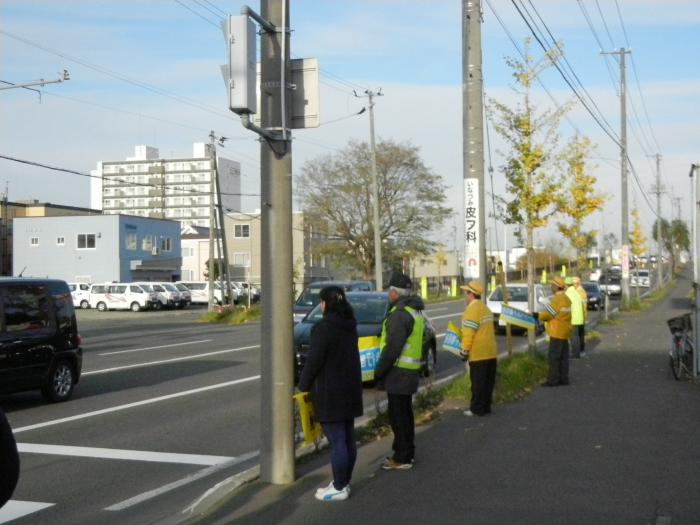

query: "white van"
left=68, top=282, right=92, bottom=309
left=154, top=282, right=184, bottom=308
left=91, top=283, right=158, bottom=312
left=177, top=281, right=233, bottom=305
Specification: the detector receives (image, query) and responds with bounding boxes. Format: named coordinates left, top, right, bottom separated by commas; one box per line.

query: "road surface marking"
left=104, top=451, right=260, bottom=511
left=429, top=312, right=462, bottom=320
left=426, top=306, right=450, bottom=313
left=13, top=375, right=261, bottom=434
left=16, top=443, right=233, bottom=466
left=99, top=339, right=213, bottom=356
left=0, top=501, right=54, bottom=524
left=83, top=345, right=259, bottom=376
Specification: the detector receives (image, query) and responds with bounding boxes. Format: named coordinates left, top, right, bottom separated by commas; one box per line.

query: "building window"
left=56, top=237, right=65, bottom=246
left=233, top=253, right=250, bottom=267
left=125, top=233, right=137, bottom=250
left=77, top=233, right=96, bottom=249
left=161, top=237, right=172, bottom=252
left=142, top=235, right=153, bottom=251
left=30, top=237, right=39, bottom=247
left=234, top=224, right=250, bottom=238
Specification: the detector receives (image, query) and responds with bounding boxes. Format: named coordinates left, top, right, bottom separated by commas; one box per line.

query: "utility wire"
left=173, top=0, right=221, bottom=28
left=189, top=0, right=225, bottom=21
left=199, top=0, right=227, bottom=17
left=0, top=154, right=259, bottom=198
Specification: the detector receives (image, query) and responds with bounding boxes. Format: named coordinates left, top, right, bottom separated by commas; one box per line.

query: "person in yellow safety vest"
left=565, top=276, right=585, bottom=359
left=374, top=272, right=425, bottom=471
left=538, top=276, right=572, bottom=386
left=573, top=276, right=588, bottom=357
left=459, top=280, right=498, bottom=417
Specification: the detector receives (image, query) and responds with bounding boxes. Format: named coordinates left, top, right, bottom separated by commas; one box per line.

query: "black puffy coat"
left=0, top=408, right=19, bottom=508
left=297, top=312, right=364, bottom=423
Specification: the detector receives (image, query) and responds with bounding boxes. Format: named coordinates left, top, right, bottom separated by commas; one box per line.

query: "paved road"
left=0, top=297, right=607, bottom=525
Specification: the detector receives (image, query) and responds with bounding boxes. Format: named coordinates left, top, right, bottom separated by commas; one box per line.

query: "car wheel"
left=153, top=301, right=163, bottom=311
left=130, top=302, right=141, bottom=312
left=422, top=345, right=436, bottom=377
left=41, top=360, right=75, bottom=402
left=97, top=301, right=107, bottom=312
left=80, top=300, right=90, bottom=309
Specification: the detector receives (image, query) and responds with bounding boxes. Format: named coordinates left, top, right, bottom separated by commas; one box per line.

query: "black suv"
left=0, top=279, right=83, bottom=402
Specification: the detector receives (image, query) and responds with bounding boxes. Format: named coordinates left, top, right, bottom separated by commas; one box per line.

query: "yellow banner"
left=358, top=335, right=381, bottom=382
left=294, top=392, right=322, bottom=445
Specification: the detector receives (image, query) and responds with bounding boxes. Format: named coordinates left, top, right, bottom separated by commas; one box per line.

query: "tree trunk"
left=527, top=224, right=536, bottom=352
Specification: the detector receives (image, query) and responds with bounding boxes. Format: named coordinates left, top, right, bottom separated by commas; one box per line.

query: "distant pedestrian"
left=374, top=272, right=425, bottom=471
left=539, top=276, right=573, bottom=386
left=459, top=281, right=498, bottom=417
left=565, top=277, right=585, bottom=358
left=573, top=276, right=588, bottom=357
left=0, top=408, right=20, bottom=509
left=297, top=286, right=363, bottom=502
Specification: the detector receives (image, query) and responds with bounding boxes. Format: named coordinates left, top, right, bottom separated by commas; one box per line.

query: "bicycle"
left=667, top=312, right=695, bottom=380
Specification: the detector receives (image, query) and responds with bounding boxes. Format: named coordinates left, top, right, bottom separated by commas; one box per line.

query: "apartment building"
left=91, top=144, right=241, bottom=228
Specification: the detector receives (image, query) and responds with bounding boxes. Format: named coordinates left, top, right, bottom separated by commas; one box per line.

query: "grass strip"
left=198, top=305, right=261, bottom=324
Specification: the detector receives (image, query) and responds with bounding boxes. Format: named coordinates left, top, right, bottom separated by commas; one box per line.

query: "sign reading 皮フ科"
left=464, top=178, right=480, bottom=279
left=500, top=304, right=536, bottom=330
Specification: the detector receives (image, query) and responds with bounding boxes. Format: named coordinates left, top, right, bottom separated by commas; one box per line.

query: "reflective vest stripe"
left=380, top=304, right=424, bottom=371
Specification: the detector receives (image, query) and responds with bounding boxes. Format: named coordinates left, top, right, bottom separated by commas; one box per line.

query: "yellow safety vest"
left=380, top=305, right=424, bottom=371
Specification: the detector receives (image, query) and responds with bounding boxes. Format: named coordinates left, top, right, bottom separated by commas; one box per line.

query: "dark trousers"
left=547, top=337, right=570, bottom=385
left=387, top=393, right=414, bottom=464
left=570, top=324, right=585, bottom=357
left=469, top=358, right=497, bottom=415
left=321, top=420, right=357, bottom=490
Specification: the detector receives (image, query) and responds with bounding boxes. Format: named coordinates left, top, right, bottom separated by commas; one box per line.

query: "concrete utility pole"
left=211, top=132, right=235, bottom=307
left=354, top=89, right=384, bottom=290
left=208, top=139, right=216, bottom=310
left=650, top=153, right=664, bottom=288
left=603, top=48, right=631, bottom=305
left=462, top=0, right=487, bottom=294
left=690, top=163, right=699, bottom=378
left=258, top=0, right=294, bottom=484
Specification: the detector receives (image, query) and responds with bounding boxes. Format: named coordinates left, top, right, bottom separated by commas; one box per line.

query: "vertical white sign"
left=464, top=179, right=480, bottom=279
left=621, top=244, right=630, bottom=279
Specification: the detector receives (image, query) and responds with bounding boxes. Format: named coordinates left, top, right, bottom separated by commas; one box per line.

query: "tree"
left=629, top=207, right=647, bottom=299
left=652, top=218, right=690, bottom=274
left=489, top=39, right=570, bottom=349
left=296, top=139, right=451, bottom=280
left=556, top=135, right=606, bottom=275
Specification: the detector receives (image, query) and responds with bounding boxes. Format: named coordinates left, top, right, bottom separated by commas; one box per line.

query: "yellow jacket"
left=576, top=285, right=588, bottom=321
left=539, top=291, right=572, bottom=340
left=461, top=299, right=497, bottom=362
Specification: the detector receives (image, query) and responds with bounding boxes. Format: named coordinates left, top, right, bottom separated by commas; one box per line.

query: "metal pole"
left=620, top=49, right=631, bottom=306
left=211, top=135, right=235, bottom=307
left=367, top=91, right=383, bottom=290
left=462, top=0, right=487, bottom=292
left=654, top=154, right=663, bottom=289
left=690, top=164, right=699, bottom=377
left=208, top=142, right=216, bottom=310
left=210, top=133, right=226, bottom=307
left=260, top=0, right=294, bottom=484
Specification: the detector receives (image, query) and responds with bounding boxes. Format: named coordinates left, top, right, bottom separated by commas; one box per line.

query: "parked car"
left=293, top=280, right=374, bottom=323
left=176, top=281, right=234, bottom=305
left=486, top=284, right=551, bottom=335
left=67, top=282, right=91, bottom=309
left=293, top=291, right=437, bottom=381
left=582, top=281, right=603, bottom=310
left=174, top=283, right=192, bottom=308
left=0, top=278, right=83, bottom=402
left=630, top=269, right=650, bottom=288
left=233, top=281, right=260, bottom=303
left=91, top=283, right=159, bottom=311
left=599, top=274, right=622, bottom=296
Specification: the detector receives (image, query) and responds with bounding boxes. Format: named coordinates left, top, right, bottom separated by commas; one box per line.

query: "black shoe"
left=541, top=381, right=558, bottom=387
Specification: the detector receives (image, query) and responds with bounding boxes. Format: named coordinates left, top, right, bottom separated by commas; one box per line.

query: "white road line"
left=426, top=306, right=450, bottom=313
left=83, top=345, right=259, bottom=376
left=429, top=312, right=462, bottom=321
left=16, top=443, right=234, bottom=466
left=99, top=339, right=213, bottom=356
left=13, top=375, right=261, bottom=435
left=0, top=501, right=54, bottom=524
left=104, top=451, right=260, bottom=511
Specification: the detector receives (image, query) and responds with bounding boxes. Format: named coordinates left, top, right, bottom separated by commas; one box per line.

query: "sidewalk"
left=193, top=276, right=700, bottom=525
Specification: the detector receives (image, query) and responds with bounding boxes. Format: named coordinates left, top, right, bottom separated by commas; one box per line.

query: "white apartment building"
left=91, top=144, right=241, bottom=228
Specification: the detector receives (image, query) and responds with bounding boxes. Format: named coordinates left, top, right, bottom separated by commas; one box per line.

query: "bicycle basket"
left=667, top=313, right=692, bottom=335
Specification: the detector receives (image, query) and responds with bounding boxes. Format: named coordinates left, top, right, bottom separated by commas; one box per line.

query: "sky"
left=1, top=0, right=699, bottom=255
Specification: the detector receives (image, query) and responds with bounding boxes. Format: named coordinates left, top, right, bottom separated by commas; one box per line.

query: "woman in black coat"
left=297, top=286, right=363, bottom=502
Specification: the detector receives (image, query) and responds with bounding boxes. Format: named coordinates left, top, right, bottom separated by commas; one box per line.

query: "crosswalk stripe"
left=0, top=501, right=54, bottom=524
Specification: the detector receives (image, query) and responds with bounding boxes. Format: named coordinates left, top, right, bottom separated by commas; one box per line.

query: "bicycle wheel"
left=670, top=339, right=683, bottom=380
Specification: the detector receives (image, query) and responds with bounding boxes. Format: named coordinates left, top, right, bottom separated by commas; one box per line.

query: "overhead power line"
left=173, top=0, right=221, bottom=28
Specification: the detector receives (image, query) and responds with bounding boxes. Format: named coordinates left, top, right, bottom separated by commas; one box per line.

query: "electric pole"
left=354, top=89, right=384, bottom=290
left=650, top=153, right=664, bottom=288
left=602, top=48, right=631, bottom=306
left=258, top=0, right=294, bottom=484
left=211, top=133, right=235, bottom=307
left=462, top=0, right=487, bottom=294
left=208, top=135, right=216, bottom=310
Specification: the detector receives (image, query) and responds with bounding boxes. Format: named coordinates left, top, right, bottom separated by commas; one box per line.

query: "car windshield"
left=297, top=287, right=322, bottom=307
left=175, top=284, right=188, bottom=291
left=140, top=284, right=154, bottom=292
left=161, top=283, right=178, bottom=292
left=582, top=283, right=599, bottom=293
left=489, top=287, right=528, bottom=302
left=304, top=294, right=389, bottom=325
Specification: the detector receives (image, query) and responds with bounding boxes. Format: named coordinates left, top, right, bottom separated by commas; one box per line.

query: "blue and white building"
left=13, top=214, right=182, bottom=282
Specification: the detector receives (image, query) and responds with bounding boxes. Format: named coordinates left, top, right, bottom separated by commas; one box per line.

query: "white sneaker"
left=464, top=410, right=474, bottom=417
left=315, top=481, right=334, bottom=496
left=315, top=483, right=350, bottom=501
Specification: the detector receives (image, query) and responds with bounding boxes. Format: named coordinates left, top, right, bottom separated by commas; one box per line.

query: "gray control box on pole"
left=228, top=15, right=257, bottom=115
